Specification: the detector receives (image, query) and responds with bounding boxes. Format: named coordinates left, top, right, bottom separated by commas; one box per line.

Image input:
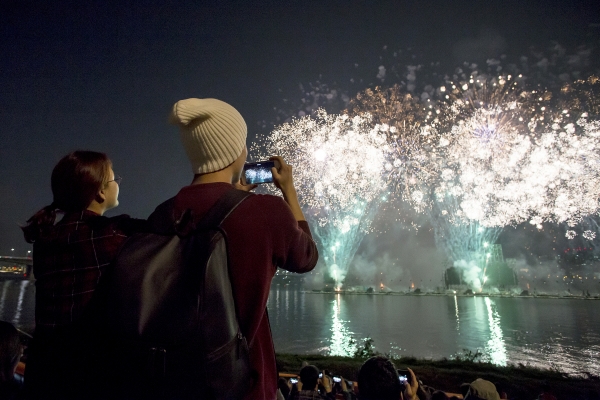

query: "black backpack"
left=101, top=188, right=252, bottom=399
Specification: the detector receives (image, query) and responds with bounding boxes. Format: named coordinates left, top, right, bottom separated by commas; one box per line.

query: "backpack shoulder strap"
left=195, top=188, right=252, bottom=231
left=148, top=189, right=251, bottom=235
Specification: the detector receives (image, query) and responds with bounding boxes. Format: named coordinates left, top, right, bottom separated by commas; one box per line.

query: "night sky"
left=1, top=0, right=599, bottom=256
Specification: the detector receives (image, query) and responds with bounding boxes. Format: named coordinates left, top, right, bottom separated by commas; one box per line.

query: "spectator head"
left=494, top=381, right=508, bottom=399
left=357, top=356, right=402, bottom=400
left=462, top=378, right=501, bottom=400
left=299, top=365, right=320, bottom=390
left=22, top=150, right=113, bottom=243
left=431, top=391, right=450, bottom=400
left=278, top=377, right=290, bottom=398
left=0, top=321, right=22, bottom=382
left=50, top=151, right=114, bottom=213
left=169, top=98, right=247, bottom=175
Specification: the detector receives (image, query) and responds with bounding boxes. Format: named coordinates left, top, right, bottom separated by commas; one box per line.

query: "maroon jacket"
left=173, top=183, right=318, bottom=400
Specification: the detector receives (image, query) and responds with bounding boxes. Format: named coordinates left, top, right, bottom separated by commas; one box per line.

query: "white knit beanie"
left=169, top=98, right=247, bottom=174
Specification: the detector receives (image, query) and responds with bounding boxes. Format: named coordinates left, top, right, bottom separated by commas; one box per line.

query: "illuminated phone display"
left=243, top=161, right=275, bottom=184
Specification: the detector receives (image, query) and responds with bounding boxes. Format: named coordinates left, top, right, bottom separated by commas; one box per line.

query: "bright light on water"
left=267, top=291, right=600, bottom=376
left=485, top=297, right=507, bottom=366
left=12, top=281, right=29, bottom=325
left=329, top=294, right=355, bottom=356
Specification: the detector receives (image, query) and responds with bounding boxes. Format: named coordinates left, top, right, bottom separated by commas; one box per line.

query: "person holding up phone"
left=400, top=368, right=420, bottom=400
left=168, top=98, right=319, bottom=400
left=357, top=356, right=419, bottom=400
left=292, top=365, right=332, bottom=400
left=331, top=376, right=353, bottom=400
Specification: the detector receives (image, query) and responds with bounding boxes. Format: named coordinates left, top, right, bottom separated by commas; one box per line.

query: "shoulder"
left=242, top=192, right=288, bottom=211
left=222, top=192, right=296, bottom=234
left=238, top=192, right=296, bottom=222
left=88, top=214, right=149, bottom=235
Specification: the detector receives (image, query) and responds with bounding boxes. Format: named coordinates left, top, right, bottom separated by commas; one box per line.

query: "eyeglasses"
left=108, top=175, right=122, bottom=185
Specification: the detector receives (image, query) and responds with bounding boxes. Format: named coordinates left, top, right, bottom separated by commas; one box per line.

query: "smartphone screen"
left=243, top=161, right=275, bottom=184
left=333, top=376, right=341, bottom=383
left=319, top=373, right=323, bottom=378
left=397, top=369, right=410, bottom=385
left=289, top=378, right=298, bottom=384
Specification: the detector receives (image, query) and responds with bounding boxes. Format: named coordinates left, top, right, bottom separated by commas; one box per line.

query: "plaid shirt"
left=32, top=210, right=145, bottom=333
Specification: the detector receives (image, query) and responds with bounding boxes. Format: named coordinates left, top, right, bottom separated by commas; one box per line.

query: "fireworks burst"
left=346, top=85, right=440, bottom=213
left=259, top=55, right=600, bottom=288
left=259, top=110, right=390, bottom=287
left=339, top=72, right=600, bottom=285
left=370, top=74, right=600, bottom=230
left=583, top=230, right=596, bottom=241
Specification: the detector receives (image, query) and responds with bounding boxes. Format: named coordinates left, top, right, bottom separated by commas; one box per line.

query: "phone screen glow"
left=244, top=161, right=275, bottom=184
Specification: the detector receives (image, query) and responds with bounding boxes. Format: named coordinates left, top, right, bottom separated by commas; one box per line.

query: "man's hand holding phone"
left=400, top=368, right=419, bottom=400
left=234, top=180, right=257, bottom=192
left=269, top=156, right=307, bottom=222
left=240, top=155, right=306, bottom=222
left=269, top=156, right=294, bottom=193
left=319, top=370, right=332, bottom=394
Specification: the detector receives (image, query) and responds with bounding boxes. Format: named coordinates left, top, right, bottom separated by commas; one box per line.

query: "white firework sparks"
left=256, top=72, right=600, bottom=287
left=583, top=230, right=596, bottom=241
left=343, top=72, right=600, bottom=278
left=260, top=110, right=390, bottom=287
left=392, top=75, right=600, bottom=230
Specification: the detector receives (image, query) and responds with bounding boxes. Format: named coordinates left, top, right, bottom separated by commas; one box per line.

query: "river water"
left=1, top=281, right=598, bottom=376
left=267, top=289, right=600, bottom=376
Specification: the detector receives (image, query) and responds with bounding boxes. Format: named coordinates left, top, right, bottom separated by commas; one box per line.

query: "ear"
left=95, top=187, right=107, bottom=204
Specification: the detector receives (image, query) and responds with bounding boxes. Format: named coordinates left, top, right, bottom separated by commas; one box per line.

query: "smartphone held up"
left=242, top=160, right=280, bottom=185
left=397, top=369, right=411, bottom=385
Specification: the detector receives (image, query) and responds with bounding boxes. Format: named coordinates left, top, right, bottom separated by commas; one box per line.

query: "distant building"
left=0, top=256, right=34, bottom=281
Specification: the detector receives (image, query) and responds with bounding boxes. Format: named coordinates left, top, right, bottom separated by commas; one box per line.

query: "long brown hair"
left=22, top=151, right=112, bottom=243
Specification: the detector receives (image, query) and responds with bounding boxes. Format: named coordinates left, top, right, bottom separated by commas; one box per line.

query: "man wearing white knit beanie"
left=155, top=98, right=318, bottom=400
left=170, top=98, right=249, bottom=175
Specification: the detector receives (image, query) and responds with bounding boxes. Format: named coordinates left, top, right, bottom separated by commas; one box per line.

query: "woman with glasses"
left=21, top=150, right=146, bottom=399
